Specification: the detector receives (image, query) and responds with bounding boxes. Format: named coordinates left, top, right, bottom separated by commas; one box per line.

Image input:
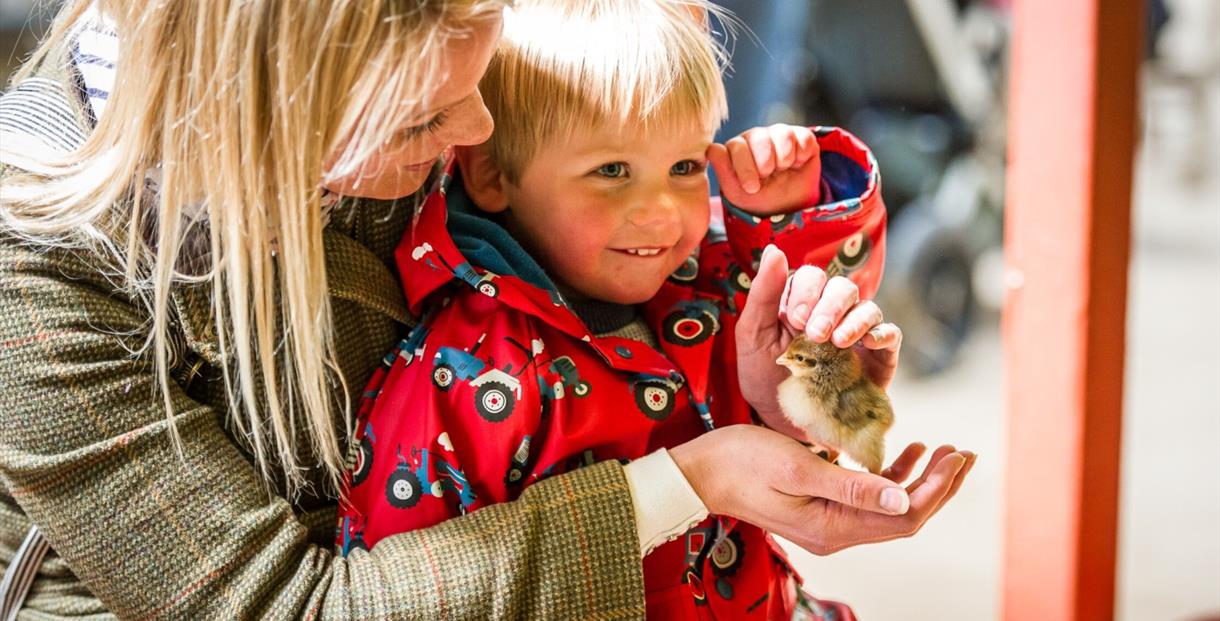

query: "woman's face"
left=323, top=18, right=500, bottom=199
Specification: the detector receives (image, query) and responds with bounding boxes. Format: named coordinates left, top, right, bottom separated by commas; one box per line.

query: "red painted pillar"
left=1000, top=0, right=1142, bottom=619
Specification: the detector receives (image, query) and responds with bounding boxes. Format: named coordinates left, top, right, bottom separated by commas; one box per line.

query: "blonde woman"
left=0, top=1, right=974, bottom=619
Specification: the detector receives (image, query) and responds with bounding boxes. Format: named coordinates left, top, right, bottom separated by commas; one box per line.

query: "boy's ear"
left=455, top=144, right=510, bottom=214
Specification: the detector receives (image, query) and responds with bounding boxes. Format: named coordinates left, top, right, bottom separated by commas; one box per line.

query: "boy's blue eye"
left=671, top=160, right=704, bottom=176
left=596, top=162, right=628, bottom=178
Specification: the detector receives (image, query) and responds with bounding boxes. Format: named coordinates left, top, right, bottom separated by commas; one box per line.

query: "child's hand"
left=735, top=245, right=902, bottom=439
left=708, top=124, right=822, bottom=216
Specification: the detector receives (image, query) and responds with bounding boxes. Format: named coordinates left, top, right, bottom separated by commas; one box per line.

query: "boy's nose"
left=626, top=192, right=683, bottom=229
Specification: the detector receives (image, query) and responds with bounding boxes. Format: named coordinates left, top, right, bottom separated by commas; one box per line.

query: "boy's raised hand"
left=708, top=124, right=822, bottom=216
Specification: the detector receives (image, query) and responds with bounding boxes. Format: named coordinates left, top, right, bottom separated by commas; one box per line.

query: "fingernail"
left=832, top=328, right=851, bottom=345
left=881, top=488, right=909, bottom=515
left=810, top=317, right=832, bottom=341
left=792, top=304, right=810, bottom=324
left=761, top=244, right=777, bottom=263
left=867, top=327, right=884, bottom=341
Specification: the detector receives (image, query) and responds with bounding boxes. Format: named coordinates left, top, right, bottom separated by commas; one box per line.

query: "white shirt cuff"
left=623, top=448, right=710, bottom=557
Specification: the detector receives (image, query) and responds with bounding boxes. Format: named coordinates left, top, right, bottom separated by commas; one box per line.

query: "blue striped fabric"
left=0, top=77, right=88, bottom=156
left=69, top=5, right=118, bottom=120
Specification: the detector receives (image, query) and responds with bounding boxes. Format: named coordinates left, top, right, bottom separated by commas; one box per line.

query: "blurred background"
left=3, top=1, right=1218, bottom=619
left=706, top=0, right=1220, bottom=619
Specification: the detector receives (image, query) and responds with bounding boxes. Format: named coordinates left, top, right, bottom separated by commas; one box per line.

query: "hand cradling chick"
left=775, top=335, right=894, bottom=474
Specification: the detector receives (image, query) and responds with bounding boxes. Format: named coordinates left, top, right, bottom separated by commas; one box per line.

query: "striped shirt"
left=70, top=4, right=118, bottom=121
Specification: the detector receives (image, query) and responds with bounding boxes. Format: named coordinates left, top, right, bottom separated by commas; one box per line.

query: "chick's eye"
left=596, top=162, right=628, bottom=178
left=670, top=160, right=704, bottom=176
left=794, top=354, right=805, bottom=362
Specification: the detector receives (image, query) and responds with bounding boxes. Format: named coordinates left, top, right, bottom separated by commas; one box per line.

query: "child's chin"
left=599, top=289, right=657, bottom=306
left=569, top=273, right=667, bottom=305
left=597, top=282, right=663, bottom=306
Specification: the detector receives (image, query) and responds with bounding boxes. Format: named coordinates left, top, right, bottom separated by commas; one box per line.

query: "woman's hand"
left=708, top=124, right=822, bottom=216
left=736, top=244, right=901, bottom=437
left=669, top=424, right=975, bottom=555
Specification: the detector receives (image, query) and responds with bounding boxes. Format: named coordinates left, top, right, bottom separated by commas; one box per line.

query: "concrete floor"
left=784, top=71, right=1220, bottom=620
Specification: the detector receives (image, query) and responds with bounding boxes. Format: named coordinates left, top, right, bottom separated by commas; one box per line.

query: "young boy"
left=337, top=1, right=887, bottom=618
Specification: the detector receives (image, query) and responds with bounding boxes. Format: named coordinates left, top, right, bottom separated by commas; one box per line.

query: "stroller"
left=714, top=0, right=1009, bottom=375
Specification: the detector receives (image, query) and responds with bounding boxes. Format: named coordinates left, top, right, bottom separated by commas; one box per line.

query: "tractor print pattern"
left=430, top=333, right=532, bottom=422
left=337, top=127, right=886, bottom=621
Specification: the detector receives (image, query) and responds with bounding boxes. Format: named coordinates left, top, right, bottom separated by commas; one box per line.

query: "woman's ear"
left=454, top=144, right=510, bottom=214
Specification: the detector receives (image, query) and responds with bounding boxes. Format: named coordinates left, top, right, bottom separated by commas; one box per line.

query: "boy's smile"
left=498, top=120, right=716, bottom=305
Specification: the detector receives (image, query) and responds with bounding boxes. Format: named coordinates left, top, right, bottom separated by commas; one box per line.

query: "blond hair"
left=0, top=0, right=505, bottom=497
left=480, top=0, right=731, bottom=183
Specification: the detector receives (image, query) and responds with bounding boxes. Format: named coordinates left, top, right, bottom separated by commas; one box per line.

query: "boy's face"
left=503, top=119, right=715, bottom=305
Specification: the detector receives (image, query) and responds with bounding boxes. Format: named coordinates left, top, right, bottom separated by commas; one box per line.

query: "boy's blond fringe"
left=0, top=0, right=505, bottom=498
left=481, top=0, right=736, bottom=183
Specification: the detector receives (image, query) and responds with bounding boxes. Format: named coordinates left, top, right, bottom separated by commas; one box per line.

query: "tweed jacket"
left=0, top=34, right=645, bottom=620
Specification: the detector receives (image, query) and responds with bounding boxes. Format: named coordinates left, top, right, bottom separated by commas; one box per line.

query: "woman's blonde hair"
left=0, top=0, right=505, bottom=497
left=481, top=0, right=732, bottom=183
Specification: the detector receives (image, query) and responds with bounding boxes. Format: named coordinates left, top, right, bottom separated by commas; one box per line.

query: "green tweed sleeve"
left=0, top=241, right=646, bottom=620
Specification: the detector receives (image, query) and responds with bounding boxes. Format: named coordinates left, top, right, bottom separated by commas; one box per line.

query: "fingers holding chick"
left=831, top=300, right=884, bottom=348
left=806, top=276, right=860, bottom=342
left=780, top=269, right=863, bottom=343
left=778, top=265, right=828, bottom=333
left=861, top=321, right=902, bottom=351
left=776, top=265, right=901, bottom=381
left=857, top=322, right=903, bottom=390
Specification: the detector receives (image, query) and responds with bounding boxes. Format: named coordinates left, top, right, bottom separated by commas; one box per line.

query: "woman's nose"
left=445, top=90, right=494, bottom=147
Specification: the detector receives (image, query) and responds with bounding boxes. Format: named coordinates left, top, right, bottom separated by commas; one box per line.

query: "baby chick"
left=775, top=335, right=894, bottom=474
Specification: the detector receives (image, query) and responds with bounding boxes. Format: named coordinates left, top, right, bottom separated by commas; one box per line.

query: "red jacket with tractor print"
left=337, top=127, right=885, bottom=620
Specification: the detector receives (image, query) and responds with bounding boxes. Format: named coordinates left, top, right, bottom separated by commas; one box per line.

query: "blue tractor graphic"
left=669, top=254, right=700, bottom=284
left=505, top=435, right=532, bottom=487
left=823, top=232, right=872, bottom=279
left=499, top=338, right=589, bottom=410
left=724, top=201, right=806, bottom=235
left=336, top=515, right=369, bottom=556
left=411, top=242, right=500, bottom=298
left=711, top=264, right=752, bottom=314
left=763, top=211, right=804, bottom=233
left=707, top=531, right=746, bottom=580
left=385, top=444, right=477, bottom=511
left=629, top=372, right=683, bottom=421
left=351, top=422, right=376, bottom=487
left=661, top=299, right=721, bottom=347
left=540, top=355, right=591, bottom=400
left=683, top=522, right=745, bottom=603
left=431, top=333, right=527, bottom=422
left=388, top=324, right=431, bottom=367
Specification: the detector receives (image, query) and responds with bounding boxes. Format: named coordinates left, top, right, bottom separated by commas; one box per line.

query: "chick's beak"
left=775, top=355, right=788, bottom=366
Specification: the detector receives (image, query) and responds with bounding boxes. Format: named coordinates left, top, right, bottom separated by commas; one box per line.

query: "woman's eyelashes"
left=591, top=159, right=707, bottom=179
left=399, top=110, right=450, bottom=141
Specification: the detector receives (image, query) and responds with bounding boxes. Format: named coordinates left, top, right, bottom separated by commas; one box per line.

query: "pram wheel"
left=880, top=199, right=976, bottom=375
